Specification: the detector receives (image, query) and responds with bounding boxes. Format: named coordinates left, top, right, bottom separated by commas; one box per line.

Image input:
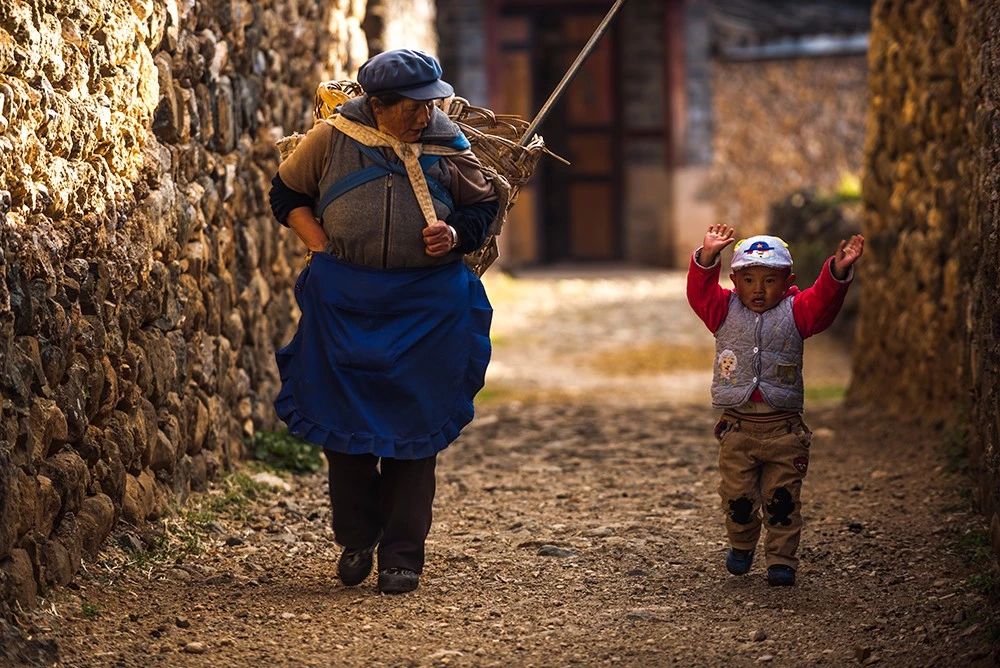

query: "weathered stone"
left=0, top=466, right=35, bottom=558
left=53, top=513, right=82, bottom=578
left=37, top=400, right=72, bottom=456
left=0, top=549, right=37, bottom=608
left=121, top=470, right=156, bottom=525
left=76, top=494, right=115, bottom=558
left=40, top=451, right=89, bottom=517
left=38, top=536, right=73, bottom=587
left=35, top=475, right=61, bottom=538
left=150, top=429, right=176, bottom=474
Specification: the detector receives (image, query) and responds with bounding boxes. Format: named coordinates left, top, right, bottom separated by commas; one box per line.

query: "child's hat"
left=730, top=235, right=793, bottom=270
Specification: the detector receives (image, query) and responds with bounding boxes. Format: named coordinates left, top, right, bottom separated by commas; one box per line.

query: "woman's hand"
left=423, top=221, right=456, bottom=257
left=831, top=234, right=865, bottom=280
left=700, top=224, right=736, bottom=266
left=287, top=207, right=329, bottom=252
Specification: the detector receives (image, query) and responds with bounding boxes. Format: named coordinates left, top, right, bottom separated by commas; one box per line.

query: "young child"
left=687, top=224, right=864, bottom=586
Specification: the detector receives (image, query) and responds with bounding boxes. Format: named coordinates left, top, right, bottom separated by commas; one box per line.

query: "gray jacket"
left=318, top=98, right=465, bottom=269
left=711, top=293, right=804, bottom=411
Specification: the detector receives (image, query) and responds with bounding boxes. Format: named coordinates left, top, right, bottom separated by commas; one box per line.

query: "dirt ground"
left=6, top=267, right=998, bottom=667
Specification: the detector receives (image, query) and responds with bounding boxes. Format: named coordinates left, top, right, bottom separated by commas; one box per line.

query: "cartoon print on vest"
left=718, top=349, right=738, bottom=383
left=765, top=488, right=795, bottom=526
left=728, top=496, right=755, bottom=525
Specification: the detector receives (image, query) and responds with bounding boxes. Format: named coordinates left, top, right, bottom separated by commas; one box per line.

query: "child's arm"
left=793, top=235, right=865, bottom=338
left=687, top=224, right=736, bottom=333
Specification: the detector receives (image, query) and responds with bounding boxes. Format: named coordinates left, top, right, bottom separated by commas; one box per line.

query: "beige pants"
left=715, top=411, right=812, bottom=569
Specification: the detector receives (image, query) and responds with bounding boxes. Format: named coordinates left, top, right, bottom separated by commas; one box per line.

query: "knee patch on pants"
left=728, top=496, right=755, bottom=524
left=765, top=487, right=795, bottom=526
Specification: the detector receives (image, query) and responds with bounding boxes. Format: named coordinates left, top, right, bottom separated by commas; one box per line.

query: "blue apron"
left=274, top=253, right=492, bottom=459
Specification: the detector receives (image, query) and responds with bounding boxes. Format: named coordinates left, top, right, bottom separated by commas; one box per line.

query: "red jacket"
left=687, top=250, right=852, bottom=402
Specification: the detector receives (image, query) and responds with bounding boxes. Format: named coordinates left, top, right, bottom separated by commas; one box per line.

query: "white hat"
left=730, top=235, right=793, bottom=270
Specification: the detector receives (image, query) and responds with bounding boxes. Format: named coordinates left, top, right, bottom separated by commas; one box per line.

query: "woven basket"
left=276, top=81, right=555, bottom=276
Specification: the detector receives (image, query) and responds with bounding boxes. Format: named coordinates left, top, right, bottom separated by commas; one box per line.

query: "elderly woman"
left=269, top=50, right=498, bottom=594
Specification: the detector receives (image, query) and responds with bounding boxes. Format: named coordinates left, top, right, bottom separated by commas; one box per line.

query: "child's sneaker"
left=725, top=548, right=754, bottom=575
left=766, top=565, right=796, bottom=586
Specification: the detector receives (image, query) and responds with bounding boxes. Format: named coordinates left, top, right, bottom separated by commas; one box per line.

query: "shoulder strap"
left=315, top=139, right=455, bottom=218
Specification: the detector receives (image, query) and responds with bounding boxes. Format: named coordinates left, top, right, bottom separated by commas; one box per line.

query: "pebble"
left=537, top=545, right=577, bottom=558
left=183, top=641, right=207, bottom=654
left=118, top=533, right=144, bottom=553
left=175, top=617, right=190, bottom=629
left=752, top=629, right=767, bottom=642
left=252, top=472, right=292, bottom=492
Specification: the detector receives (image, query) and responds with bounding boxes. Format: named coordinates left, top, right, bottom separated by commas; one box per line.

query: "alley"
left=14, top=269, right=994, bottom=667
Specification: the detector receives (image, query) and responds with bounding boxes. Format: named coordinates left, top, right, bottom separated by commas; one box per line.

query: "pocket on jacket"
left=776, top=363, right=798, bottom=385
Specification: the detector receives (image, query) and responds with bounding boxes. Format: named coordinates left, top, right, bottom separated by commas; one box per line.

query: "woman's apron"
left=274, top=252, right=492, bottom=459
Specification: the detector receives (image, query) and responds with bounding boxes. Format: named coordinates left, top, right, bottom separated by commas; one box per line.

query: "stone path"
left=7, top=267, right=996, bottom=667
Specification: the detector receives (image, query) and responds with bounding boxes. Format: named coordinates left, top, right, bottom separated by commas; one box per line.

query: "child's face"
left=730, top=266, right=794, bottom=313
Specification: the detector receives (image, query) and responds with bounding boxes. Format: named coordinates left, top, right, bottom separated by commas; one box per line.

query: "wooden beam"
left=664, top=0, right=688, bottom=168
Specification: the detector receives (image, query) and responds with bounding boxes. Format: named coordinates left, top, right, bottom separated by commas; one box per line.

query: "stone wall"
left=853, top=0, right=1000, bottom=555
left=0, top=0, right=367, bottom=608
left=710, top=56, right=868, bottom=235
left=364, top=0, right=437, bottom=56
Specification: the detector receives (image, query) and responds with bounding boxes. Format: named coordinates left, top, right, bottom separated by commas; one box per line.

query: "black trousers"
left=324, top=450, right=437, bottom=573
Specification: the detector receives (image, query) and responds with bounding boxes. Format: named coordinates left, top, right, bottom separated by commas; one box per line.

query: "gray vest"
left=712, top=293, right=804, bottom=411
left=317, top=99, right=461, bottom=269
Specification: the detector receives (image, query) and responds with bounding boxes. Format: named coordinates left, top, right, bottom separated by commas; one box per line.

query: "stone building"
left=437, top=0, right=871, bottom=268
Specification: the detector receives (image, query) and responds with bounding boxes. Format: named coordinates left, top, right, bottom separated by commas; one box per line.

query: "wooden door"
left=492, top=3, right=622, bottom=263
left=538, top=10, right=621, bottom=262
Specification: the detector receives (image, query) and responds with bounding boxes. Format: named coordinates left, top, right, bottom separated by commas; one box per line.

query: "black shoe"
left=377, top=568, right=419, bottom=594
left=766, top=565, right=796, bottom=587
left=338, top=537, right=379, bottom=586
left=725, top=548, right=755, bottom=575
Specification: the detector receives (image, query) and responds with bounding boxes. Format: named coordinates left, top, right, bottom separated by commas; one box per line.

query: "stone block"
left=121, top=470, right=156, bottom=525
left=35, top=475, right=61, bottom=538
left=40, top=451, right=89, bottom=517
left=149, top=429, right=176, bottom=474
left=38, top=537, right=73, bottom=587
left=76, top=494, right=115, bottom=558
left=0, top=549, right=36, bottom=608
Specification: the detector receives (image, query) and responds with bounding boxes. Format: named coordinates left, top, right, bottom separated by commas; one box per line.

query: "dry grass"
left=585, top=343, right=715, bottom=376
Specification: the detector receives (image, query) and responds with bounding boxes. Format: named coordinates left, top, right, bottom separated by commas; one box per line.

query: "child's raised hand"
left=832, top=234, right=865, bottom=280
left=700, top=224, right=736, bottom=265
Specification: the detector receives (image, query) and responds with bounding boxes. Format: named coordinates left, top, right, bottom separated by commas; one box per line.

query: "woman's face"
left=374, top=98, right=435, bottom=143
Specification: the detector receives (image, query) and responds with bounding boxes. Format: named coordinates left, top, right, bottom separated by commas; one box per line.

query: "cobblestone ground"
left=10, top=268, right=997, bottom=667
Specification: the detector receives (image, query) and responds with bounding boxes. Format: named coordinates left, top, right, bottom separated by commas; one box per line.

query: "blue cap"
left=730, top=235, right=793, bottom=270
left=357, top=49, right=454, bottom=100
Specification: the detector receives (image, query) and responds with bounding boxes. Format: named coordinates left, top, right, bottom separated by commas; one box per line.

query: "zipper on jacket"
left=381, top=175, right=393, bottom=268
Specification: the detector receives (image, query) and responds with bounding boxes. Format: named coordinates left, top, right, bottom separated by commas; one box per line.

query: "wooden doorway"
left=492, top=2, right=623, bottom=263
